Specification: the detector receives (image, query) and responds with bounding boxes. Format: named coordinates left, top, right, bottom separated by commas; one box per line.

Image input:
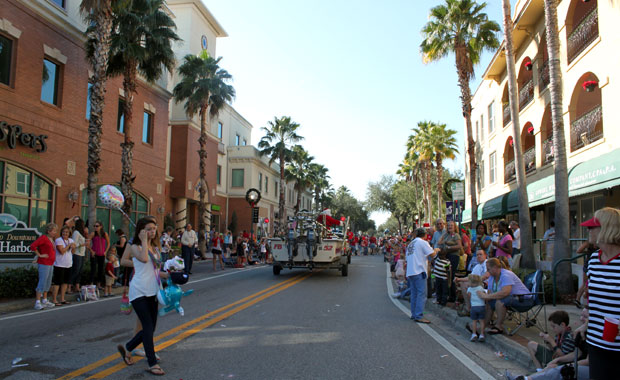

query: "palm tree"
left=105, top=0, right=179, bottom=234
left=411, top=121, right=436, bottom=224
left=81, top=0, right=115, bottom=232
left=173, top=51, right=235, bottom=254
left=285, top=145, right=314, bottom=212
left=428, top=123, right=459, bottom=218
left=308, top=163, right=330, bottom=211
left=501, top=0, right=534, bottom=269
left=399, top=145, right=423, bottom=222
left=543, top=0, right=570, bottom=292
left=421, top=0, right=500, bottom=230
left=258, top=116, right=304, bottom=228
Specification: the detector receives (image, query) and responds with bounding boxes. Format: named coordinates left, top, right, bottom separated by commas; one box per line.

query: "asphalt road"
left=0, top=256, right=519, bottom=379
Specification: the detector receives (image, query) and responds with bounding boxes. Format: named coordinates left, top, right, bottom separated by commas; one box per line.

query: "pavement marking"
left=57, top=271, right=311, bottom=380
left=84, top=272, right=314, bottom=379
left=0, top=265, right=266, bottom=323
left=385, top=264, right=495, bottom=380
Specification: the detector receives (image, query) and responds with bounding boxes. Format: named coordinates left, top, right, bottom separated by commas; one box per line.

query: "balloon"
left=158, top=278, right=193, bottom=317
left=98, top=185, right=124, bottom=210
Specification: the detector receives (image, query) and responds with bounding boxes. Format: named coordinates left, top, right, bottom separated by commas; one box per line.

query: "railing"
left=519, top=79, right=534, bottom=110
left=543, top=136, right=554, bottom=165
left=567, top=7, right=598, bottom=64
left=539, top=60, right=550, bottom=91
left=218, top=142, right=226, bottom=155
left=503, top=103, right=511, bottom=127
left=570, top=104, right=603, bottom=151
left=524, top=146, right=536, bottom=173
left=504, top=159, right=516, bottom=183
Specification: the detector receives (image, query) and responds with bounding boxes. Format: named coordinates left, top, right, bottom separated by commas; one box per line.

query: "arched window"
left=540, top=105, right=554, bottom=165
left=81, top=186, right=149, bottom=237
left=566, top=0, right=598, bottom=64
left=538, top=35, right=550, bottom=91
left=518, top=57, right=534, bottom=110
left=0, top=160, right=54, bottom=231
left=502, top=85, right=511, bottom=127
left=569, top=72, right=603, bottom=152
left=522, top=122, right=536, bottom=173
left=504, top=138, right=515, bottom=183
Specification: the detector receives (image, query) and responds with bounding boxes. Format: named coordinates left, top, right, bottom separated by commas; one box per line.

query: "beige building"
left=463, top=0, right=620, bottom=252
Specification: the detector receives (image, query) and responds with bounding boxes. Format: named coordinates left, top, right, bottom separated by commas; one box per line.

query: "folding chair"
left=506, top=269, right=548, bottom=336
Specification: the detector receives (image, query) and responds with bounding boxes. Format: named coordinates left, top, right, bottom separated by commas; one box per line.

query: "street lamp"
left=245, top=188, right=261, bottom=241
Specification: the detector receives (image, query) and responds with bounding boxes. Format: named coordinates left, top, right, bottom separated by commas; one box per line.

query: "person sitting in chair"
left=478, top=258, right=532, bottom=335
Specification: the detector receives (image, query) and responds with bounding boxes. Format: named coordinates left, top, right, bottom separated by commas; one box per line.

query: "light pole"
left=245, top=188, right=261, bottom=241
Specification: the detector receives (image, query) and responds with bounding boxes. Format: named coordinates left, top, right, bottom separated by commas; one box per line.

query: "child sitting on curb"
left=526, top=310, right=575, bottom=370
left=467, top=274, right=486, bottom=342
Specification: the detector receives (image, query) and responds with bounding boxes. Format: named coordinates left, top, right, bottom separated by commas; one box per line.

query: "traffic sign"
left=451, top=182, right=465, bottom=201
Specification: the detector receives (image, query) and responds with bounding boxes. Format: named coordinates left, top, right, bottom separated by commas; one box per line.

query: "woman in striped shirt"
left=586, top=207, right=620, bottom=380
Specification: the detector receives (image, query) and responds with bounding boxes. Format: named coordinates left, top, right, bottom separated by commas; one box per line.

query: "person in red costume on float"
left=317, top=208, right=343, bottom=228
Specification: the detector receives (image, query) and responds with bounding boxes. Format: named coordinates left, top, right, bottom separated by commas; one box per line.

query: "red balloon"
left=264, top=218, right=269, bottom=223
left=340, top=216, right=346, bottom=221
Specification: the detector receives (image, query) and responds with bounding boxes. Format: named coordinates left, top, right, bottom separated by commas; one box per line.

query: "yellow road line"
left=86, top=272, right=313, bottom=379
left=57, top=274, right=304, bottom=380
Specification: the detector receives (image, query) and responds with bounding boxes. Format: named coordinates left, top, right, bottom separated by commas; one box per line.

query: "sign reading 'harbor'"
left=0, top=214, right=42, bottom=259
left=0, top=121, right=48, bottom=153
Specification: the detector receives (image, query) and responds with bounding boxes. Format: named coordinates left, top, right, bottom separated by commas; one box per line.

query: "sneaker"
left=34, top=301, right=43, bottom=310
left=470, top=333, right=478, bottom=342
left=42, top=300, right=55, bottom=308
left=478, top=334, right=485, bottom=342
left=391, top=293, right=401, bottom=298
left=504, top=370, right=524, bottom=380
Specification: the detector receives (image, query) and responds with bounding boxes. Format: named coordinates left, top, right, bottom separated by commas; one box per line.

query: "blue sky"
left=205, top=0, right=504, bottom=225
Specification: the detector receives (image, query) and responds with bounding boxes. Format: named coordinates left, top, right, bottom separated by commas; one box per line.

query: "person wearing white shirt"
left=406, top=227, right=439, bottom=323
left=181, top=224, right=198, bottom=274
left=510, top=221, right=521, bottom=256
left=455, top=249, right=490, bottom=315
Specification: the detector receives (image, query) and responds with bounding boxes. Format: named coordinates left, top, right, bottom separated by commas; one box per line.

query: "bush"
left=0, top=266, right=39, bottom=298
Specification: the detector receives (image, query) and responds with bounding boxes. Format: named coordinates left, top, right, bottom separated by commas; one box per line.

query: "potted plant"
left=525, top=59, right=532, bottom=71
left=582, top=80, right=598, bottom=92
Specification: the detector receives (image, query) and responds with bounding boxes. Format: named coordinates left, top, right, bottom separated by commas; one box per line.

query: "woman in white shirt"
left=70, top=219, right=88, bottom=294
left=118, top=217, right=167, bottom=376
left=51, top=226, right=75, bottom=305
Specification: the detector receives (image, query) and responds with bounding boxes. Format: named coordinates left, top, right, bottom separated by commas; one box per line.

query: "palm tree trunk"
left=295, top=185, right=301, bottom=213
left=436, top=154, right=444, bottom=220
left=120, top=63, right=137, bottom=235
left=198, top=106, right=208, bottom=256
left=279, top=153, right=285, bottom=232
left=502, top=0, right=535, bottom=269
left=456, top=61, right=478, bottom=230
left=426, top=161, right=432, bottom=224
left=86, top=4, right=113, bottom=233
left=544, top=0, right=571, bottom=293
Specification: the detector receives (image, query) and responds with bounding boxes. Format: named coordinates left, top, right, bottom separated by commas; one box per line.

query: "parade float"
left=268, top=210, right=351, bottom=276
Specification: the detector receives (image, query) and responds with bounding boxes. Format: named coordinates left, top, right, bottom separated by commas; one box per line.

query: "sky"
left=204, top=0, right=505, bottom=226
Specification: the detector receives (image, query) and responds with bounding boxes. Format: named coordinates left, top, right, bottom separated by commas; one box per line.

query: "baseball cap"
left=580, top=217, right=601, bottom=228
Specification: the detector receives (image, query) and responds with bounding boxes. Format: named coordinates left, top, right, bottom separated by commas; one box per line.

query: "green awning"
left=461, top=193, right=507, bottom=223
left=569, top=149, right=620, bottom=196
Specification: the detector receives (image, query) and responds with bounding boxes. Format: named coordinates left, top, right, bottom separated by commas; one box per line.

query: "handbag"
left=120, top=293, right=132, bottom=315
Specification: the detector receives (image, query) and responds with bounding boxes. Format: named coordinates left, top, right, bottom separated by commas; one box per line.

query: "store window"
left=231, top=169, right=244, bottom=187
left=41, top=58, right=60, bottom=105
left=117, top=99, right=125, bottom=133
left=142, top=111, right=153, bottom=144
left=0, top=161, right=54, bottom=231
left=0, top=34, right=13, bottom=86
left=81, top=186, right=149, bottom=238
left=216, top=165, right=221, bottom=185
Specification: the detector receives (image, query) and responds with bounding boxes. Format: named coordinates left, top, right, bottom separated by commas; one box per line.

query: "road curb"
left=424, top=300, right=533, bottom=370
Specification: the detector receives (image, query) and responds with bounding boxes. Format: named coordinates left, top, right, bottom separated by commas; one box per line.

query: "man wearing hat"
left=406, top=227, right=440, bottom=323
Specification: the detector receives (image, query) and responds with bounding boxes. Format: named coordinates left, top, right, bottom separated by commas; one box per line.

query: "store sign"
left=0, top=121, right=48, bottom=153
left=451, top=182, right=464, bottom=201
left=0, top=214, right=42, bottom=259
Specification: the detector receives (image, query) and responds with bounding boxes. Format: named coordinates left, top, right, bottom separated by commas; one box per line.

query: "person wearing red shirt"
left=31, top=223, right=58, bottom=310
left=211, top=231, right=225, bottom=271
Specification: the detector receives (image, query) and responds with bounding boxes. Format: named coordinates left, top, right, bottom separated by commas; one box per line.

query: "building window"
left=81, top=186, right=148, bottom=238
left=217, top=122, right=223, bottom=139
left=117, top=99, right=125, bottom=133
left=258, top=173, right=262, bottom=191
left=488, top=101, right=495, bottom=134
left=265, top=177, right=268, bottom=194
left=0, top=34, right=13, bottom=86
left=231, top=169, right=244, bottom=187
left=216, top=165, right=221, bottom=185
left=489, top=152, right=497, bottom=184
left=41, top=58, right=60, bottom=105
left=475, top=120, right=479, bottom=141
left=49, top=0, right=66, bottom=8
left=85, top=83, right=92, bottom=120
left=0, top=161, right=54, bottom=231
left=478, top=160, right=485, bottom=189
left=235, top=134, right=240, bottom=146
left=142, top=111, right=153, bottom=144
left=242, top=139, right=247, bottom=146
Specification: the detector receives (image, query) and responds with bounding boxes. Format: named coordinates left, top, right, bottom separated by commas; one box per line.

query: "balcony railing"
left=543, top=136, right=555, bottom=165
left=567, top=7, right=598, bottom=64
left=503, top=103, right=511, bottom=127
left=218, top=142, right=226, bottom=155
left=539, top=60, right=550, bottom=91
left=570, top=104, right=603, bottom=151
left=524, top=146, right=536, bottom=173
left=519, top=79, right=534, bottom=110
left=504, top=159, right=516, bottom=183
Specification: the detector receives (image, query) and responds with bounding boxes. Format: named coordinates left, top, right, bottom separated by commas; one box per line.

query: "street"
left=0, top=256, right=523, bottom=380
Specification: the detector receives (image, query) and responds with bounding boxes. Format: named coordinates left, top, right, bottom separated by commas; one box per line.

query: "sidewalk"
left=417, top=288, right=583, bottom=371
left=0, top=258, right=262, bottom=316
